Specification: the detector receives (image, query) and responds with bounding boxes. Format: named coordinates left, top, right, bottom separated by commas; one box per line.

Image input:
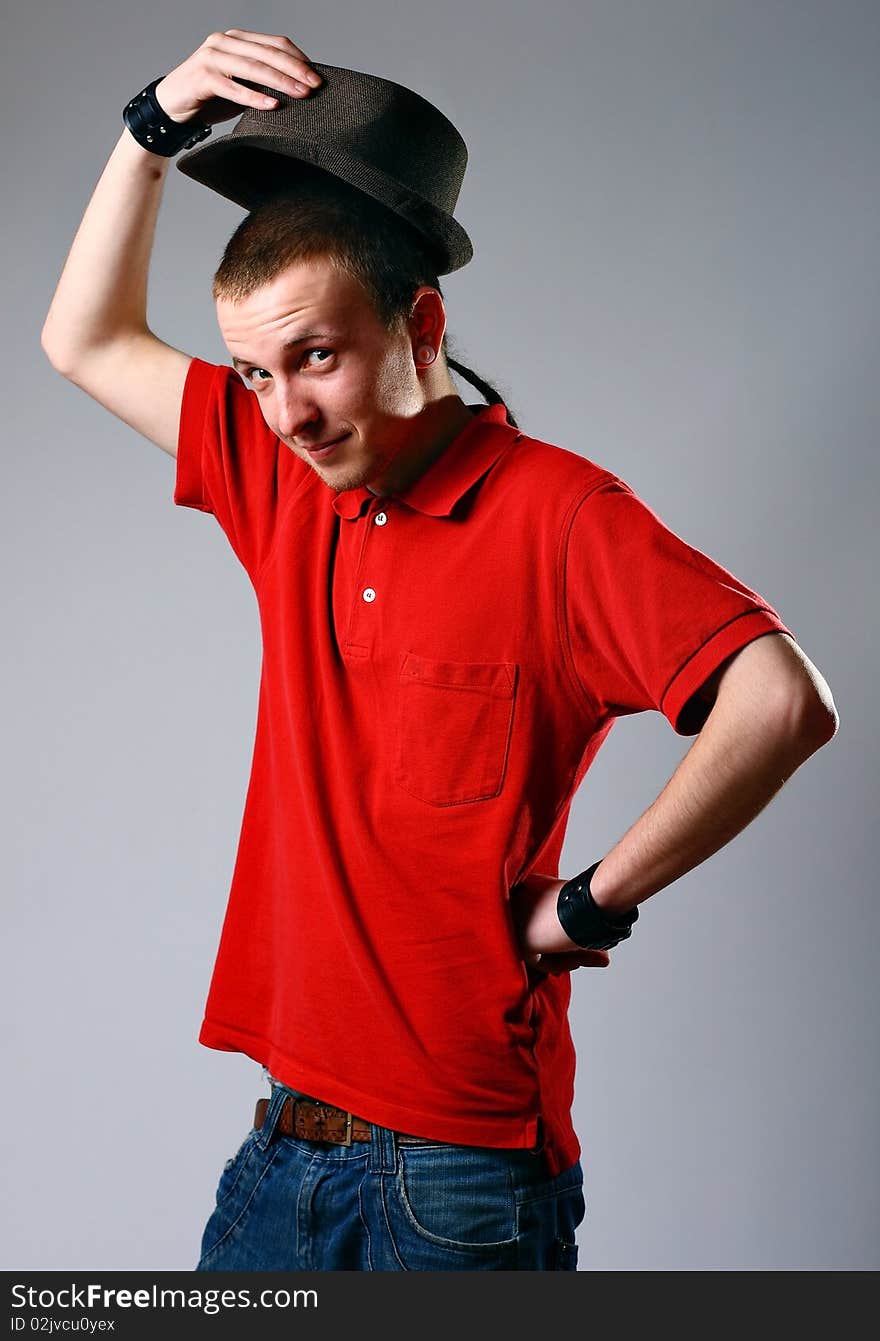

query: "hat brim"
left=176, top=134, right=474, bottom=275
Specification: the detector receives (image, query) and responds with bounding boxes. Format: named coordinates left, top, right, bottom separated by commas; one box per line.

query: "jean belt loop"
left=254, top=1083, right=290, bottom=1151
left=369, top=1121, right=397, bottom=1173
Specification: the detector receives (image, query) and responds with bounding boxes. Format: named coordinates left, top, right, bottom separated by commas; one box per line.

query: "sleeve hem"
left=173, top=356, right=221, bottom=513
left=662, top=608, right=796, bottom=735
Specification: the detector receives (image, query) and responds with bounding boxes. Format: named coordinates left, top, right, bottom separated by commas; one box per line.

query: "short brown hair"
left=212, top=166, right=517, bottom=425
left=214, top=169, right=436, bottom=324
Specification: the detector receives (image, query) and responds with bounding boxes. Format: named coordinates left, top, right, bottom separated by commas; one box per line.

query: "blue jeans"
left=195, top=1082, right=585, bottom=1271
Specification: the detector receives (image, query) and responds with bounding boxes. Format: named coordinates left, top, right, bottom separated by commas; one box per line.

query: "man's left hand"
left=511, top=872, right=612, bottom=972
left=528, top=948, right=611, bottom=975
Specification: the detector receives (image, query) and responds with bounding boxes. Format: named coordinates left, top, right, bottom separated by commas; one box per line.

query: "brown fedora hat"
left=175, top=62, right=474, bottom=275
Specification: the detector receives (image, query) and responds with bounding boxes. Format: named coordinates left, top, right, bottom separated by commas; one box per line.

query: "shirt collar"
left=330, top=402, right=520, bottom=520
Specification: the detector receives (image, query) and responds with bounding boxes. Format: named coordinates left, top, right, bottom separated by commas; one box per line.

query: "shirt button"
left=362, top=587, right=377, bottom=603
left=374, top=511, right=387, bottom=526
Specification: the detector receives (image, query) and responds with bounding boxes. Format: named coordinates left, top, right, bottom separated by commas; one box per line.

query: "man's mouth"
left=304, top=434, right=349, bottom=460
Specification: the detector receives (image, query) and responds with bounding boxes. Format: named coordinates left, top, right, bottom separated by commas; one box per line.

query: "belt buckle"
left=340, top=1109, right=354, bottom=1146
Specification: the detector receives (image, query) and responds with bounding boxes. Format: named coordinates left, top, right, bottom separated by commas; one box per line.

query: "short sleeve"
left=563, top=480, right=797, bottom=735
left=174, top=356, right=282, bottom=579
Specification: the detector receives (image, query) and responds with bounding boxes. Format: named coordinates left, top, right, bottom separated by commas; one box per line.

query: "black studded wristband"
left=123, top=76, right=213, bottom=157
left=556, top=860, right=639, bottom=951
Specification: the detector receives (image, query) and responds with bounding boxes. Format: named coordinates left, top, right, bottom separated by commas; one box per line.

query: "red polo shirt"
left=174, top=356, right=795, bottom=1177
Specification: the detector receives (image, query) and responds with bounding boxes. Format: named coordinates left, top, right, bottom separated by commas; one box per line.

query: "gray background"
left=3, top=0, right=877, bottom=1270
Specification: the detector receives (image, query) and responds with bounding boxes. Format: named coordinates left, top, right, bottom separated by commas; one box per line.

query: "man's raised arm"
left=39, top=28, right=323, bottom=458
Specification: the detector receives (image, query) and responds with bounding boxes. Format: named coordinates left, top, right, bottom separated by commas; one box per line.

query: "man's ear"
left=408, top=286, right=447, bottom=354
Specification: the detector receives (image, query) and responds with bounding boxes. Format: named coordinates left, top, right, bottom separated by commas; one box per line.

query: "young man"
left=41, top=30, right=838, bottom=1271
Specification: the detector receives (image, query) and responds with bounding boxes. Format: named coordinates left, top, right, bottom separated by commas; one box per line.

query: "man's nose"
left=274, top=383, right=321, bottom=440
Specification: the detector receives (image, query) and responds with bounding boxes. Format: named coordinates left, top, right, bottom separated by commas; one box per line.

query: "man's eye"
left=242, top=350, right=333, bottom=383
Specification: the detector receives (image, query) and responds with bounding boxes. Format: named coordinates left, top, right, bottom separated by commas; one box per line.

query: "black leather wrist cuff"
left=556, top=860, right=639, bottom=951
left=123, top=76, right=213, bottom=157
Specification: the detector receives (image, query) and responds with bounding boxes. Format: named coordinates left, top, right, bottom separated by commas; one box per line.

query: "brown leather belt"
left=254, top=1095, right=439, bottom=1146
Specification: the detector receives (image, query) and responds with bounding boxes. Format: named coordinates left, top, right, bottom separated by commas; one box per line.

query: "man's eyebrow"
left=230, top=332, right=337, bottom=370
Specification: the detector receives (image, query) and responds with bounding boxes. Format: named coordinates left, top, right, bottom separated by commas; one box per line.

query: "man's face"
left=216, top=256, right=428, bottom=494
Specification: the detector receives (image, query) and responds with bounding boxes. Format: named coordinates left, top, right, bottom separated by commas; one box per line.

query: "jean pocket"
left=553, top=1235, right=579, bottom=1270
left=393, top=1144, right=519, bottom=1256
left=197, top=1133, right=277, bottom=1267
left=214, top=1128, right=258, bottom=1210
left=394, top=653, right=518, bottom=806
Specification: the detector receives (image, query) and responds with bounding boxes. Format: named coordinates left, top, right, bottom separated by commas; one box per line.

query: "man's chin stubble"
left=306, top=460, right=381, bottom=495
left=288, top=440, right=390, bottom=495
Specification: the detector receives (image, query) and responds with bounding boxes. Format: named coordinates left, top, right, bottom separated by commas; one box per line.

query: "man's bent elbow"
left=40, top=328, right=74, bottom=378
left=766, top=645, right=839, bottom=753
left=804, top=693, right=840, bottom=747
left=783, top=680, right=840, bottom=759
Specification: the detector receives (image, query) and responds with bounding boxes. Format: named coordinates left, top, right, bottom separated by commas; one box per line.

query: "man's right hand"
left=154, top=27, right=323, bottom=127
left=42, top=28, right=323, bottom=451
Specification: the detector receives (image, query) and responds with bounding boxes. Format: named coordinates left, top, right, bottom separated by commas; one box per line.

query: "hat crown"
left=176, top=62, right=473, bottom=273
left=244, top=64, right=469, bottom=211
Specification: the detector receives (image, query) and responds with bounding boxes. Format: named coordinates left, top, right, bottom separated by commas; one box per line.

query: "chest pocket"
left=394, top=652, right=518, bottom=806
